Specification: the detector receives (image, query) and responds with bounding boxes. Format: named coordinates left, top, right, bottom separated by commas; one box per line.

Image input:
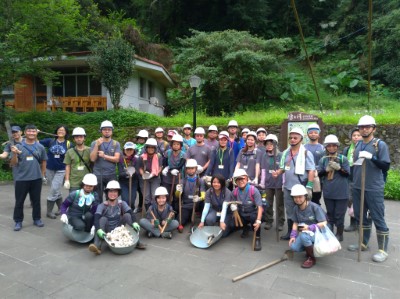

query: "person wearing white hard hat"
left=317, top=135, right=350, bottom=242
left=227, top=120, right=242, bottom=162
left=229, top=168, right=263, bottom=250
left=182, top=124, right=196, bottom=153
left=187, top=127, right=211, bottom=177
left=205, top=125, right=218, bottom=151
left=117, top=142, right=139, bottom=209
left=138, top=138, right=163, bottom=210
left=154, top=127, right=169, bottom=156
left=175, top=159, right=206, bottom=227
left=235, top=131, right=262, bottom=186
left=288, top=184, right=327, bottom=269
left=347, top=115, right=391, bottom=263
left=64, top=127, right=91, bottom=193
left=39, top=125, right=72, bottom=219
left=259, top=134, right=285, bottom=231
left=304, top=123, right=325, bottom=206
left=205, top=131, right=235, bottom=185
left=139, top=186, right=179, bottom=239
left=342, top=128, right=362, bottom=232
left=162, top=134, right=186, bottom=209
left=241, top=128, right=250, bottom=140
left=135, top=129, right=149, bottom=155
left=89, top=180, right=145, bottom=255
left=272, top=127, right=315, bottom=241
left=90, top=121, right=121, bottom=201
left=256, top=128, right=267, bottom=150
left=60, top=173, right=100, bottom=234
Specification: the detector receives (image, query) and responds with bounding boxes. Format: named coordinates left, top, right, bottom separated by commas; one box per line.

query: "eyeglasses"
left=236, top=177, right=247, bottom=181
left=358, top=125, right=373, bottom=130
left=288, top=137, right=299, bottom=140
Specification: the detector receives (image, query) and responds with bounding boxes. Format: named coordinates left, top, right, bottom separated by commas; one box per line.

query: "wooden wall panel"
left=14, top=76, right=33, bottom=111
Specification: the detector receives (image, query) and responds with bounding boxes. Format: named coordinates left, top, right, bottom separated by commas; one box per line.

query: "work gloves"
left=60, top=214, right=68, bottom=224
left=97, top=229, right=106, bottom=239
left=328, top=161, right=341, bottom=171
left=132, top=222, right=140, bottom=232
left=63, top=180, right=70, bottom=189
left=153, top=219, right=160, bottom=228
left=359, top=151, right=373, bottom=160
left=162, top=167, right=169, bottom=176
left=170, top=169, right=179, bottom=176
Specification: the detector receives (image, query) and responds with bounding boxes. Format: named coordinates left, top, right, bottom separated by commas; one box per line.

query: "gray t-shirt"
left=90, top=139, right=121, bottom=176
left=204, top=139, right=218, bottom=152
left=12, top=142, right=48, bottom=181
left=187, top=144, right=211, bottom=168
left=205, top=187, right=232, bottom=211
left=95, top=200, right=132, bottom=231
left=261, top=152, right=283, bottom=188
left=181, top=177, right=206, bottom=209
left=236, top=148, right=263, bottom=180
left=353, top=139, right=390, bottom=191
left=281, top=150, right=315, bottom=190
left=304, top=143, right=325, bottom=165
left=292, top=202, right=327, bottom=225
left=317, top=155, right=350, bottom=199
left=231, top=184, right=262, bottom=216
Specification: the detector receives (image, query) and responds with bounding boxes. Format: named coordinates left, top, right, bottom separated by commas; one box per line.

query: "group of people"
left=2, top=114, right=390, bottom=267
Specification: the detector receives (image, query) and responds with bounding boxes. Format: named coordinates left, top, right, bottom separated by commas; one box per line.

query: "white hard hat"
left=82, top=173, right=97, bottom=186
left=208, top=125, right=218, bottom=132
left=194, top=127, right=205, bottom=135
left=100, top=120, right=113, bottom=129
left=186, top=159, right=198, bottom=168
left=265, top=134, right=278, bottom=143
left=233, top=168, right=248, bottom=179
left=171, top=134, right=183, bottom=143
left=167, top=130, right=177, bottom=137
left=155, top=127, right=164, bottom=133
left=290, top=184, right=308, bottom=197
left=137, top=130, right=149, bottom=138
left=323, top=134, right=340, bottom=146
left=124, top=141, right=136, bottom=150
left=105, top=180, right=121, bottom=190
left=72, top=127, right=86, bottom=136
left=256, top=127, right=267, bottom=134
left=289, top=127, right=304, bottom=138
left=358, top=115, right=376, bottom=126
left=183, top=124, right=192, bottom=129
left=241, top=128, right=250, bottom=134
left=246, top=131, right=257, bottom=139
left=145, top=138, right=157, bottom=147
left=307, top=123, right=320, bottom=132
left=218, top=131, right=229, bottom=140
left=155, top=186, right=169, bottom=197
left=228, top=120, right=238, bottom=127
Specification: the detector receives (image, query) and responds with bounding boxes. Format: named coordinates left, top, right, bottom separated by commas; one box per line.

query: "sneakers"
left=14, top=222, right=22, bottom=231
left=372, top=250, right=388, bottom=263
left=161, top=232, right=172, bottom=239
left=88, top=244, right=102, bottom=255
left=264, top=223, right=272, bottom=230
left=33, top=219, right=44, bottom=227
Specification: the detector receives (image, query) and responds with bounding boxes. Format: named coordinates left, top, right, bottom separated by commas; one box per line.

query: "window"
left=148, top=81, right=154, bottom=99
left=139, top=77, right=145, bottom=98
left=52, top=73, right=102, bottom=96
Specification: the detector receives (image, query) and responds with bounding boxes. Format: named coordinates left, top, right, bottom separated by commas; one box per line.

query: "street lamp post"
left=189, top=75, right=201, bottom=132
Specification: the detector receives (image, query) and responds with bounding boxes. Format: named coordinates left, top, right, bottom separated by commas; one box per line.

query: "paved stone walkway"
left=0, top=183, right=399, bottom=298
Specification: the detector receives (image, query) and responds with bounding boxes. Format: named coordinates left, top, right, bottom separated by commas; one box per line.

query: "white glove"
left=176, top=184, right=183, bottom=193
left=90, top=226, right=95, bottom=235
left=328, top=161, right=341, bottom=171
left=60, top=214, right=68, bottom=224
left=193, top=195, right=200, bottom=203
left=42, top=177, right=48, bottom=185
left=171, top=169, right=179, bottom=176
left=63, top=180, right=70, bottom=189
left=306, top=187, right=312, bottom=199
left=142, top=171, right=153, bottom=180
left=251, top=177, right=258, bottom=185
left=196, top=165, right=204, bottom=174
left=230, top=203, right=238, bottom=212
left=359, top=151, right=373, bottom=160
left=162, top=166, right=169, bottom=176
left=325, top=165, right=333, bottom=172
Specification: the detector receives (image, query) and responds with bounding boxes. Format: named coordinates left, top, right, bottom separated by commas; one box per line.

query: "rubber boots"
left=344, top=217, right=357, bottom=232
left=254, top=237, right=262, bottom=251
left=280, top=219, right=293, bottom=241
left=54, top=198, right=62, bottom=216
left=348, top=225, right=371, bottom=251
left=372, top=230, right=389, bottom=263
left=302, top=246, right=316, bottom=268
left=46, top=200, right=56, bottom=219
left=336, top=226, right=344, bottom=242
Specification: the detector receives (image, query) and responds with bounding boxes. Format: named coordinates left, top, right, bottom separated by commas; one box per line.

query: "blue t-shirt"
left=40, top=138, right=72, bottom=171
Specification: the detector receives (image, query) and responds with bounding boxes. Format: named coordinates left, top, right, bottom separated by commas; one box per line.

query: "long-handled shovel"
left=127, top=166, right=136, bottom=209
left=273, top=147, right=280, bottom=242
left=177, top=174, right=184, bottom=233
left=252, top=229, right=257, bottom=251
left=353, top=157, right=366, bottom=262
left=232, top=250, right=294, bottom=282
left=141, top=178, right=147, bottom=218
left=169, top=175, right=176, bottom=204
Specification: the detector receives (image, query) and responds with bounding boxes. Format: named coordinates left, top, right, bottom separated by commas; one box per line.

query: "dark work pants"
left=239, top=212, right=261, bottom=237
left=68, top=212, right=94, bottom=232
left=324, top=198, right=347, bottom=228
left=311, top=191, right=322, bottom=206
left=14, top=179, right=42, bottom=222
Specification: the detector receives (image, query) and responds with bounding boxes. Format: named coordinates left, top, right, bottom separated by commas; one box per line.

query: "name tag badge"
left=54, top=154, right=60, bottom=158
left=285, top=166, right=290, bottom=171
left=188, top=195, right=193, bottom=199
left=77, top=166, right=85, bottom=171
left=26, top=156, right=33, bottom=161
left=243, top=165, right=248, bottom=169
left=218, top=165, right=224, bottom=169
left=269, top=170, right=274, bottom=174
left=216, top=212, right=221, bottom=217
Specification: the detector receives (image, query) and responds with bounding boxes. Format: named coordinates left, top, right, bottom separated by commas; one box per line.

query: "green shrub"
left=0, top=159, right=12, bottom=181
left=385, top=169, right=400, bottom=201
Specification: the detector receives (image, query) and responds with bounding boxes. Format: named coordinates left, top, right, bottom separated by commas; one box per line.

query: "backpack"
left=233, top=185, right=255, bottom=202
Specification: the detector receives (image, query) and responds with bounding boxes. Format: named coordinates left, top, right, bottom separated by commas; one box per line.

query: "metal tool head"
left=190, top=226, right=223, bottom=249
left=127, top=166, right=136, bottom=176
left=353, top=158, right=365, bottom=166
left=5, top=121, right=13, bottom=144
left=283, top=249, right=294, bottom=261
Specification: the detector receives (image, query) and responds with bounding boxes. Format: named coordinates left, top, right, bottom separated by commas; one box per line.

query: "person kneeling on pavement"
left=230, top=169, right=263, bottom=251
left=288, top=184, right=327, bottom=269
left=60, top=174, right=100, bottom=233
left=89, top=180, right=145, bottom=255
left=139, top=186, right=179, bottom=239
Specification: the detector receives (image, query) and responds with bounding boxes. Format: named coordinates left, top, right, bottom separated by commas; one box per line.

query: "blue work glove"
left=132, top=222, right=140, bottom=232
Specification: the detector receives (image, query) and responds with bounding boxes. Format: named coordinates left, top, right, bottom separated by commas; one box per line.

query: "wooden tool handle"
left=232, top=258, right=286, bottom=282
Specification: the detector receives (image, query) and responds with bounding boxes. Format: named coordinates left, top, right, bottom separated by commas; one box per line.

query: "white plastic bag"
left=313, top=225, right=341, bottom=257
